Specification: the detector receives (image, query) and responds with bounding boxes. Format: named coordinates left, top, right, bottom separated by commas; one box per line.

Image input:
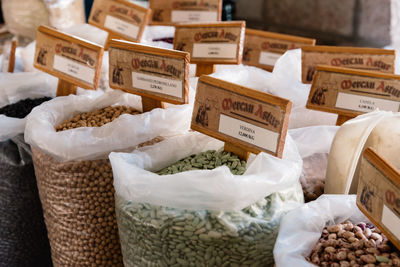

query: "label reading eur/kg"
left=104, top=15, right=140, bottom=39
left=171, top=11, right=218, bottom=22
left=307, top=66, right=400, bottom=118
left=191, top=75, right=291, bottom=158
left=193, top=43, right=237, bottom=59
left=132, top=72, right=182, bottom=98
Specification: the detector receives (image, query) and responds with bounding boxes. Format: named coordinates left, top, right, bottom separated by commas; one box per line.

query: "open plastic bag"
left=110, top=131, right=304, bottom=266
left=289, top=126, right=339, bottom=202
left=25, top=89, right=193, bottom=266
left=0, top=71, right=56, bottom=267
left=274, top=195, right=373, bottom=267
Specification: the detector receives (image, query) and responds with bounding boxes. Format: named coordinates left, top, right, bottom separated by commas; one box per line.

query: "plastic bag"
left=325, top=111, right=397, bottom=194
left=274, top=195, right=372, bottom=267
left=43, top=0, right=86, bottom=31
left=25, top=89, right=193, bottom=266
left=140, top=26, right=175, bottom=49
left=289, top=126, right=339, bottom=202
left=110, top=131, right=304, bottom=266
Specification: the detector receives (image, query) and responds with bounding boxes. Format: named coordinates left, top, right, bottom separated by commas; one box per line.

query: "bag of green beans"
left=110, top=131, right=304, bottom=267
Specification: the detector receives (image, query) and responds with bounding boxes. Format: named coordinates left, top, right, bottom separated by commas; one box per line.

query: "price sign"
left=357, top=148, right=400, bottom=251
left=149, top=0, right=222, bottom=25
left=34, top=25, right=104, bottom=96
left=108, top=39, right=190, bottom=111
left=307, top=65, right=400, bottom=125
left=244, top=29, right=315, bottom=71
left=191, top=75, right=292, bottom=160
left=302, top=46, right=395, bottom=84
left=89, top=0, right=151, bottom=46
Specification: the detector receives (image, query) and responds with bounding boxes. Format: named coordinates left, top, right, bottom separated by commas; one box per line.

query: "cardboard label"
left=191, top=75, right=291, bottom=158
left=174, top=21, right=246, bottom=64
left=302, top=46, right=395, bottom=83
left=244, top=29, right=315, bottom=71
left=89, top=0, right=150, bottom=42
left=34, top=25, right=104, bottom=89
left=307, top=66, right=400, bottom=117
left=149, top=0, right=222, bottom=24
left=108, top=39, right=190, bottom=104
left=357, top=148, right=400, bottom=250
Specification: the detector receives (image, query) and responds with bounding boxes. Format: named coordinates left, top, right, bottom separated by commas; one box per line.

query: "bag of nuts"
left=109, top=131, right=304, bottom=267
left=24, top=89, right=193, bottom=267
left=273, top=195, right=400, bottom=266
left=289, top=126, right=338, bottom=202
left=0, top=71, right=56, bottom=267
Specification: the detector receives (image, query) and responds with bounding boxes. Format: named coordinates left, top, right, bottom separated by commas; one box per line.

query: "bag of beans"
left=289, top=126, right=338, bottom=202
left=274, top=195, right=400, bottom=266
left=209, top=59, right=338, bottom=128
left=0, top=71, right=56, bottom=267
left=109, top=131, right=304, bottom=267
left=24, top=89, right=192, bottom=266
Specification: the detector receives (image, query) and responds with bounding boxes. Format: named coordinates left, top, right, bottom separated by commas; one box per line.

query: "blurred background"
left=0, top=0, right=398, bottom=49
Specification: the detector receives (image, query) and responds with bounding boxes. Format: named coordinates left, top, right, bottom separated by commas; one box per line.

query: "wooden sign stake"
left=7, top=39, right=18, bottom=73
left=141, top=96, right=165, bottom=112
left=224, top=142, right=250, bottom=161
left=195, top=63, right=216, bottom=77
left=57, top=79, right=78, bottom=97
left=336, top=114, right=353, bottom=126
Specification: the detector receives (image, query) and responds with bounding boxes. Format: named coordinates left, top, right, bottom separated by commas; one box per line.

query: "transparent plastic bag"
left=25, top=89, right=192, bottom=266
left=289, top=126, right=339, bottom=202
left=110, top=131, right=304, bottom=266
left=274, top=195, right=369, bottom=267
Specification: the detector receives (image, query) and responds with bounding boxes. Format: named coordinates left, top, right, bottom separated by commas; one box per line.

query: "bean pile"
left=0, top=134, right=52, bottom=267
left=116, top=149, right=290, bottom=266
left=32, top=106, right=160, bottom=267
left=300, top=153, right=328, bottom=202
left=156, top=150, right=247, bottom=175
left=0, top=97, right=52, bottom=118
left=306, top=221, right=400, bottom=266
left=55, top=105, right=140, bottom=131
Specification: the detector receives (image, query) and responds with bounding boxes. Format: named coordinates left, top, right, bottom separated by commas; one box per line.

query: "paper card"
left=34, top=25, right=104, bottom=89
left=357, top=148, right=400, bottom=251
left=302, top=46, right=395, bottom=84
left=244, top=29, right=315, bottom=71
left=174, top=21, right=245, bottom=64
left=306, top=66, right=400, bottom=117
left=191, top=75, right=292, bottom=158
left=108, top=39, right=190, bottom=104
left=149, top=0, right=222, bottom=25
left=89, top=0, right=151, bottom=42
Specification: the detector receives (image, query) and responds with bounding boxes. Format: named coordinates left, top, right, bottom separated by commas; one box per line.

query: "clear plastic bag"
left=289, top=126, right=338, bottom=202
left=110, top=131, right=304, bottom=266
left=273, top=195, right=370, bottom=267
left=25, top=89, right=193, bottom=266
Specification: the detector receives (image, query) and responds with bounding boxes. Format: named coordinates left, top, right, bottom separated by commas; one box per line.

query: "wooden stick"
left=56, top=79, right=78, bottom=97
left=7, top=39, right=18, bottom=73
left=336, top=114, right=354, bottom=126
left=224, top=142, right=250, bottom=161
left=142, top=96, right=164, bottom=112
left=196, top=63, right=215, bottom=77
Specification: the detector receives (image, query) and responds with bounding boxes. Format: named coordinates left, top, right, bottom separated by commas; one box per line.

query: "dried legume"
left=0, top=97, right=52, bottom=118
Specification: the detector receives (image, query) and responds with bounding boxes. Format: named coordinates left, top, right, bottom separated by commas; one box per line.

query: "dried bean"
left=0, top=97, right=52, bottom=118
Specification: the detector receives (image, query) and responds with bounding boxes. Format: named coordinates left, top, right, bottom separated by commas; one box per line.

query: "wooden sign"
left=149, top=0, right=222, bottom=25
left=34, top=25, right=104, bottom=96
left=1, top=38, right=18, bottom=73
left=89, top=0, right=151, bottom=47
left=108, top=39, right=190, bottom=112
left=357, top=148, right=400, bottom=251
left=191, top=75, right=292, bottom=160
left=244, top=29, right=315, bottom=71
left=174, top=21, right=245, bottom=76
left=307, top=65, right=400, bottom=125
left=302, top=46, right=395, bottom=84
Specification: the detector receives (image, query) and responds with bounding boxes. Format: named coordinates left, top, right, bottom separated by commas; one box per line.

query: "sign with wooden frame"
left=174, top=21, right=245, bottom=76
left=34, top=25, right=104, bottom=96
left=149, top=0, right=222, bottom=25
left=307, top=65, right=400, bottom=125
left=301, top=45, right=395, bottom=84
left=357, top=147, right=400, bottom=251
left=108, top=39, right=190, bottom=112
left=244, top=28, right=315, bottom=71
left=1, top=38, right=18, bottom=73
left=89, top=0, right=151, bottom=48
left=191, top=75, right=292, bottom=160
